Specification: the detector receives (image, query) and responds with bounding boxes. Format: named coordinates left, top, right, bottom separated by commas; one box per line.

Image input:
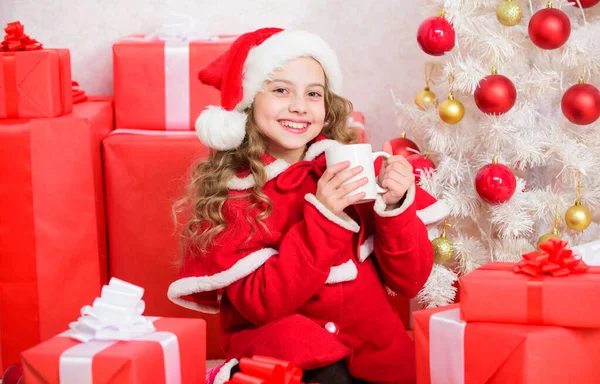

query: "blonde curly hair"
left=174, top=74, right=359, bottom=254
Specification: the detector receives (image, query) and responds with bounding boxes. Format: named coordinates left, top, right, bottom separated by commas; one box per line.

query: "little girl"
left=168, top=27, right=449, bottom=384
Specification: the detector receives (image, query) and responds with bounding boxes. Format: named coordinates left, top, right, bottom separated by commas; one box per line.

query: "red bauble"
left=417, top=16, right=456, bottom=56
left=2, top=365, right=23, bottom=384
left=528, top=7, right=571, bottom=50
left=389, top=133, right=420, bottom=158
left=474, top=71, right=517, bottom=115
left=406, top=154, right=436, bottom=182
left=567, top=0, right=600, bottom=8
left=474, top=157, right=516, bottom=204
left=561, top=81, right=600, bottom=125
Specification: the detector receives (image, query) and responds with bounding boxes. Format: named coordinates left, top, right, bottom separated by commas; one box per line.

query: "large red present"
left=0, top=22, right=72, bottom=118
left=21, top=278, right=206, bottom=383
left=101, top=129, right=223, bottom=357
left=0, top=100, right=112, bottom=370
left=113, top=27, right=236, bottom=131
left=414, top=304, right=600, bottom=384
left=460, top=240, right=600, bottom=328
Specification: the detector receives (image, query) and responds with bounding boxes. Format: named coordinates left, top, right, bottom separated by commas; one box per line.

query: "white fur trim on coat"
left=237, top=30, right=343, bottom=111
left=227, top=139, right=341, bottom=190
left=359, top=234, right=375, bottom=262
left=305, top=194, right=360, bottom=233
left=196, top=106, right=248, bottom=151
left=416, top=199, right=451, bottom=225
left=325, top=259, right=358, bottom=284
left=214, top=359, right=239, bottom=384
left=168, top=248, right=278, bottom=313
left=373, top=184, right=416, bottom=217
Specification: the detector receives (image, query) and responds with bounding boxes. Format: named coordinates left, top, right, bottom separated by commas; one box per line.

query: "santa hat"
left=195, top=27, right=343, bottom=151
left=414, top=185, right=451, bottom=226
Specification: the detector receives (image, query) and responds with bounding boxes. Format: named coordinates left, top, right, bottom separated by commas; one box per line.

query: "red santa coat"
left=168, top=135, right=450, bottom=384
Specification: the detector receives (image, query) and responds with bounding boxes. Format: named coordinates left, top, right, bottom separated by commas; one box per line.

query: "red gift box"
left=21, top=317, right=206, bottom=383
left=0, top=100, right=113, bottom=370
left=414, top=304, right=600, bottom=384
left=459, top=262, right=600, bottom=328
left=102, top=130, right=224, bottom=358
left=113, top=35, right=236, bottom=131
left=0, top=49, right=73, bottom=118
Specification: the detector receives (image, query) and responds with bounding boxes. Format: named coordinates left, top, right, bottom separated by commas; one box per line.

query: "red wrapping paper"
left=0, top=100, right=113, bottom=370
left=101, top=130, right=224, bottom=358
left=21, top=317, right=206, bottom=384
left=414, top=304, right=600, bottom=384
left=459, top=262, right=600, bottom=328
left=0, top=48, right=72, bottom=118
left=113, top=35, right=235, bottom=131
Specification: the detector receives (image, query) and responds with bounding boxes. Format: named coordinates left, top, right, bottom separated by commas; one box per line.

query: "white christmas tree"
left=393, top=0, right=600, bottom=307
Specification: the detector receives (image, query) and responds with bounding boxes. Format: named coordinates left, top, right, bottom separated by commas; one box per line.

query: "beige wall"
left=1, top=0, right=437, bottom=147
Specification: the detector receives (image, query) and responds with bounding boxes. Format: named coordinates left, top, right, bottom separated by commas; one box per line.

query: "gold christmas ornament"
left=496, top=0, right=523, bottom=26
left=439, top=91, right=465, bottom=124
left=565, top=171, right=593, bottom=231
left=415, top=63, right=438, bottom=110
left=537, top=203, right=561, bottom=248
left=433, top=221, right=454, bottom=263
left=565, top=201, right=592, bottom=231
left=415, top=87, right=438, bottom=110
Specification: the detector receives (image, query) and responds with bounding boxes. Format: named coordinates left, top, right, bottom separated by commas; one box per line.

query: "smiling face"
left=251, top=57, right=327, bottom=163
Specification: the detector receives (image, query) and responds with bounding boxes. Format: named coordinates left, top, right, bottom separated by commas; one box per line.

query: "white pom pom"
left=195, top=106, right=248, bottom=151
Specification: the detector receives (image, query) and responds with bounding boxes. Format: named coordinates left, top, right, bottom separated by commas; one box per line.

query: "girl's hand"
left=378, top=141, right=415, bottom=207
left=316, top=161, right=368, bottom=215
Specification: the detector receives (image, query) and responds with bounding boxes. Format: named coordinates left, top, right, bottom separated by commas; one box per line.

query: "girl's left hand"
left=378, top=141, right=415, bottom=207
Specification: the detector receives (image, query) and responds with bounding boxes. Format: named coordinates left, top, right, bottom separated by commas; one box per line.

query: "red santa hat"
left=196, top=27, right=343, bottom=151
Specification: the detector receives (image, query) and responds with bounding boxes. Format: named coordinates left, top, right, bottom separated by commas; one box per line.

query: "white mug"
left=325, top=143, right=391, bottom=204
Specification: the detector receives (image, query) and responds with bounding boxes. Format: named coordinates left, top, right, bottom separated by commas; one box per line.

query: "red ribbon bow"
left=276, top=157, right=326, bottom=192
left=515, top=238, right=589, bottom=277
left=72, top=81, right=88, bottom=104
left=2, top=21, right=43, bottom=51
left=226, top=356, right=303, bottom=384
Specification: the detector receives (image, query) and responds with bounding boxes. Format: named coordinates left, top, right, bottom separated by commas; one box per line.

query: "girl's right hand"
left=316, top=161, right=369, bottom=215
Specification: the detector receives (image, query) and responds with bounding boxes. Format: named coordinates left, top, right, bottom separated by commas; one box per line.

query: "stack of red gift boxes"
left=0, top=21, right=113, bottom=375
left=1, top=18, right=377, bottom=383
left=413, top=239, right=600, bottom=383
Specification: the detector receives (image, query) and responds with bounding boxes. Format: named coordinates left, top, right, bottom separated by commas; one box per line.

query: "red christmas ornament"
left=389, top=132, right=420, bottom=158
left=561, top=77, right=600, bottom=125
left=474, top=156, right=517, bottom=204
left=406, top=154, right=436, bottom=182
left=528, top=4, right=571, bottom=50
left=474, top=67, right=517, bottom=115
left=567, top=0, right=600, bottom=8
left=2, top=365, right=23, bottom=384
left=417, top=11, right=455, bottom=56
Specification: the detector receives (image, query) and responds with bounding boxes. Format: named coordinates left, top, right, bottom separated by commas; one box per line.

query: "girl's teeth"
left=282, top=121, right=307, bottom=129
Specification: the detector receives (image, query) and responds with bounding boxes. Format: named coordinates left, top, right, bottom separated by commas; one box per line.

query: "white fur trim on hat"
left=237, top=30, right=343, bottom=111
left=196, top=106, right=248, bottom=151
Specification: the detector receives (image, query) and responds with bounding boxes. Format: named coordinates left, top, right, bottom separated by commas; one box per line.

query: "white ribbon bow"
left=145, top=13, right=217, bottom=42
left=67, top=278, right=156, bottom=343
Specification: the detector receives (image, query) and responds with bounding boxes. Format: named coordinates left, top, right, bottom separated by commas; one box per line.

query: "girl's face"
left=252, top=57, right=326, bottom=162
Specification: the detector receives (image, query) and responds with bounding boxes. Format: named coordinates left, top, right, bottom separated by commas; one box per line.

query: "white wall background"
left=1, top=0, right=438, bottom=147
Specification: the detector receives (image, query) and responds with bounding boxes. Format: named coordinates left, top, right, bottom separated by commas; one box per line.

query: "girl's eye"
left=308, top=91, right=322, bottom=97
left=274, top=88, right=288, bottom=94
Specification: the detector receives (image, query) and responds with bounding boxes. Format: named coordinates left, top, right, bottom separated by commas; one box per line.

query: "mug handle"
left=372, top=151, right=391, bottom=194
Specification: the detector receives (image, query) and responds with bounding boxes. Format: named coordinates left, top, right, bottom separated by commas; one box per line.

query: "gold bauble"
left=537, top=228, right=560, bottom=249
left=415, top=86, right=438, bottom=110
left=565, top=201, right=592, bottom=231
left=432, top=236, right=454, bottom=263
left=439, top=93, right=465, bottom=124
left=496, top=0, right=523, bottom=27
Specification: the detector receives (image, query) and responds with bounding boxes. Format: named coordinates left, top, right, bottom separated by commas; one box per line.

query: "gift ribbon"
left=58, top=317, right=182, bottom=384
left=514, top=238, right=589, bottom=277
left=72, top=81, right=88, bottom=104
left=1, top=21, right=43, bottom=52
left=227, top=356, right=303, bottom=384
left=429, top=308, right=466, bottom=384
left=2, top=53, right=18, bottom=118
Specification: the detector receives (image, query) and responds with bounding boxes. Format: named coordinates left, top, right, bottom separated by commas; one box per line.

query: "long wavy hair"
left=174, top=73, right=359, bottom=254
